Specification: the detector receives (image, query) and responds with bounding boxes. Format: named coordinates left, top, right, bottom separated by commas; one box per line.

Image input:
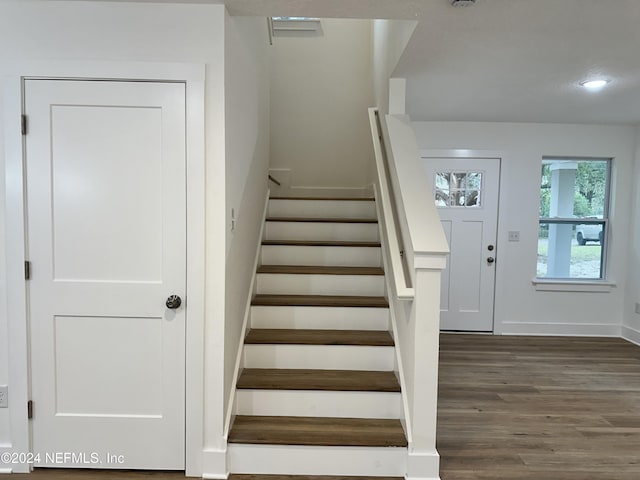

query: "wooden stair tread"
left=228, top=416, right=407, bottom=447
left=266, top=217, right=378, bottom=223
left=269, top=197, right=375, bottom=201
left=262, top=240, right=381, bottom=247
left=252, top=294, right=389, bottom=308
left=245, top=329, right=394, bottom=346
left=257, top=265, right=384, bottom=276
left=230, top=475, right=402, bottom=480
left=237, top=369, right=400, bottom=392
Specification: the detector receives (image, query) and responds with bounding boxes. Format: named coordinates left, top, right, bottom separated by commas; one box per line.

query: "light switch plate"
left=508, top=231, right=520, bottom=242
left=0, top=386, right=8, bottom=408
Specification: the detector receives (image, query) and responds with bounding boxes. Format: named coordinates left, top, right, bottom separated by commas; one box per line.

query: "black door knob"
left=166, top=295, right=182, bottom=309
left=487, top=257, right=495, bottom=264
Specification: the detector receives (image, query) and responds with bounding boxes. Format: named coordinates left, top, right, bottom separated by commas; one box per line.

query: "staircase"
left=228, top=197, right=407, bottom=478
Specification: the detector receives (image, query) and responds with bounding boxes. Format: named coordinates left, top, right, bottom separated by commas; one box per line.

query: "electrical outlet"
left=508, top=231, right=520, bottom=242
left=0, top=386, right=8, bottom=408
left=635, top=302, right=640, bottom=315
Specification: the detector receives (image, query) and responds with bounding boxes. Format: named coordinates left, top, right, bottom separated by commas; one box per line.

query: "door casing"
left=421, top=149, right=507, bottom=335
left=3, top=61, right=205, bottom=476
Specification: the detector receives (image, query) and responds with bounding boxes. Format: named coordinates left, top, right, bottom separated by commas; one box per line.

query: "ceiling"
left=71, top=0, right=640, bottom=124
left=223, top=0, right=640, bottom=125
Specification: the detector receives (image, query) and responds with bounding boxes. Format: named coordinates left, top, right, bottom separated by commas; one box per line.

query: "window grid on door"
left=435, top=171, right=483, bottom=208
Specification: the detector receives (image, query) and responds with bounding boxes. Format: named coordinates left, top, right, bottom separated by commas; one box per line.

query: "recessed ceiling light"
left=580, top=79, right=610, bottom=90
left=450, top=0, right=476, bottom=6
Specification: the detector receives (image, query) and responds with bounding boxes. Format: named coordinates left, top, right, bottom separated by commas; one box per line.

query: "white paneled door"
left=423, top=157, right=500, bottom=332
left=25, top=80, right=186, bottom=469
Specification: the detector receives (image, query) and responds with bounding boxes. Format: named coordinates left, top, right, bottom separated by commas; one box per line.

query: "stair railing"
left=369, top=108, right=414, bottom=298
left=369, top=107, right=449, bottom=478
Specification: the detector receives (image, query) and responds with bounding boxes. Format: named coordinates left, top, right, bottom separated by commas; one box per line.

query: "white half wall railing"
left=368, top=108, right=449, bottom=480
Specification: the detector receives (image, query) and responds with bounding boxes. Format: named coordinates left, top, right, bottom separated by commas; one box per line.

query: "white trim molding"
left=622, top=325, right=640, bottom=346
left=3, top=60, right=206, bottom=477
left=531, top=278, right=616, bottom=292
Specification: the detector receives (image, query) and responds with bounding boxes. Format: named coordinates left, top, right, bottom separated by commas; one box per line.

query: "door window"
left=435, top=171, right=483, bottom=208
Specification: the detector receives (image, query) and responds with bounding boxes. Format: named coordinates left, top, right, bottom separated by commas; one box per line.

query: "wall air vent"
left=271, top=17, right=321, bottom=32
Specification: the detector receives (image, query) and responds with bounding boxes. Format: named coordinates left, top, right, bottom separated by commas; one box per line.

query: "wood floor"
left=438, top=333, right=640, bottom=480
left=18, top=334, right=640, bottom=479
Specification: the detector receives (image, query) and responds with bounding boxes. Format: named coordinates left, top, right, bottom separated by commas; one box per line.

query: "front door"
left=25, top=79, right=186, bottom=469
left=423, top=157, right=500, bottom=332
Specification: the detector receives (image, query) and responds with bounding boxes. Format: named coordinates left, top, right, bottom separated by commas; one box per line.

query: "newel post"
left=406, top=253, right=448, bottom=480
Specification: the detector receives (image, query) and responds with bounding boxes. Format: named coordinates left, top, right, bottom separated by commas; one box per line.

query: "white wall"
left=413, top=121, right=635, bottom=336
left=269, top=19, right=374, bottom=194
left=372, top=20, right=417, bottom=114
left=623, top=128, right=640, bottom=343
left=223, top=12, right=270, bottom=427
left=0, top=0, right=233, bottom=470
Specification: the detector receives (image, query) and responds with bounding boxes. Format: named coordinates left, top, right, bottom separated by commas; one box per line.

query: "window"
left=537, top=158, right=611, bottom=280
left=434, top=171, right=483, bottom=208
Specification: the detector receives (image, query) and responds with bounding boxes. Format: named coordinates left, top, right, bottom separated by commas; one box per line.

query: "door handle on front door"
left=166, top=295, right=182, bottom=309
left=487, top=257, right=495, bottom=264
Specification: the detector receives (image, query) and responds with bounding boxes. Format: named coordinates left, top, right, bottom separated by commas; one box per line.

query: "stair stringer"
left=373, top=188, right=442, bottom=480
left=222, top=190, right=271, bottom=443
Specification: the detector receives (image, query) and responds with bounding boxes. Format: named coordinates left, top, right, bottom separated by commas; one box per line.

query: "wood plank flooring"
left=244, top=329, right=394, bottom=346
left=269, top=197, right=375, bottom=201
left=266, top=217, right=377, bottom=223
left=438, top=334, right=640, bottom=480
left=261, top=240, right=381, bottom=247
left=14, top=470, right=184, bottom=479
left=257, top=265, right=384, bottom=275
left=251, top=294, right=389, bottom=308
left=18, top=334, right=640, bottom=479
left=229, top=476, right=400, bottom=480
left=237, top=368, right=400, bottom=391
left=228, top=416, right=407, bottom=447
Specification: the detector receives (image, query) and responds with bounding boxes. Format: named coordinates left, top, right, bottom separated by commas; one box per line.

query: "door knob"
left=166, top=295, right=182, bottom=309
left=487, top=257, right=495, bottom=264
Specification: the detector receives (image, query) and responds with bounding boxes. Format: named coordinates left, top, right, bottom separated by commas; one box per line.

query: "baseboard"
left=622, top=325, right=640, bottom=346
left=406, top=450, right=440, bottom=480
left=499, top=322, right=622, bottom=337
left=202, top=448, right=228, bottom=480
left=222, top=190, right=271, bottom=438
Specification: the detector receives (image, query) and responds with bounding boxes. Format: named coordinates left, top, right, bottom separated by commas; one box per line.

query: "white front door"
left=423, top=157, right=500, bottom=332
left=25, top=79, right=186, bottom=469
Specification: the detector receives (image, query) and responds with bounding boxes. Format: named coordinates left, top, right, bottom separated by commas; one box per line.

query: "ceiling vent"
left=450, top=0, right=476, bottom=6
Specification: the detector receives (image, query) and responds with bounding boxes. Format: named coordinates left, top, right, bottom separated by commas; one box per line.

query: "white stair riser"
left=244, top=345, right=394, bottom=370
left=268, top=200, right=377, bottom=219
left=256, top=274, right=384, bottom=296
left=250, top=306, right=390, bottom=330
left=235, top=390, right=401, bottom=419
left=264, top=222, right=379, bottom=242
left=228, top=444, right=407, bottom=476
left=261, top=245, right=382, bottom=267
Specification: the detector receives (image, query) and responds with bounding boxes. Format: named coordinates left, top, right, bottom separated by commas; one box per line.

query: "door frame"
left=3, top=62, right=205, bottom=475
left=420, top=149, right=506, bottom=334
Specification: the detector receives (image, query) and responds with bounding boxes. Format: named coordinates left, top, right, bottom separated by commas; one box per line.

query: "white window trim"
left=537, top=157, right=612, bottom=283
left=531, top=278, right=616, bottom=292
